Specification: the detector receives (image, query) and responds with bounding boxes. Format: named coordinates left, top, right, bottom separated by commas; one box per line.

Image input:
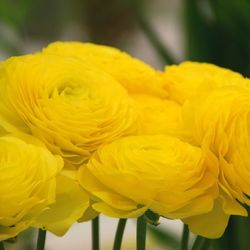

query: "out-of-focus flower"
left=132, top=94, right=182, bottom=135
left=162, top=61, right=249, bottom=104
left=182, top=86, right=250, bottom=237
left=160, top=61, right=250, bottom=237
left=0, top=135, right=62, bottom=240
left=0, top=54, right=137, bottom=167
left=78, top=135, right=218, bottom=232
left=43, top=41, right=168, bottom=98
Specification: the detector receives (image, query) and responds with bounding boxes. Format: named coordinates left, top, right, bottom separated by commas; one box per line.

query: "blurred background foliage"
left=0, top=0, right=250, bottom=249
left=0, top=0, right=249, bottom=75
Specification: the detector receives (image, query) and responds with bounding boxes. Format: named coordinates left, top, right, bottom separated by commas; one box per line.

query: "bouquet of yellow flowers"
left=0, top=41, right=249, bottom=250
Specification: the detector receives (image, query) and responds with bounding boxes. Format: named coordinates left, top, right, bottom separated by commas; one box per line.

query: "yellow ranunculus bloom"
left=163, top=61, right=249, bottom=104
left=0, top=135, right=62, bottom=240
left=78, top=135, right=218, bottom=230
left=0, top=54, right=137, bottom=167
left=43, top=42, right=180, bottom=138
left=43, top=41, right=168, bottom=98
left=182, top=86, right=250, bottom=238
left=132, top=94, right=182, bottom=135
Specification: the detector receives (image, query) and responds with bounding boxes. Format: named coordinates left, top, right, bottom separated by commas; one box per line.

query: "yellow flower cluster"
left=0, top=41, right=249, bottom=240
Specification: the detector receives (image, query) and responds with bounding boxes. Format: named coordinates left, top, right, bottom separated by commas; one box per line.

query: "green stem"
left=92, top=216, right=100, bottom=250
left=137, top=215, right=147, bottom=250
left=113, top=219, right=127, bottom=250
left=180, top=224, right=189, bottom=250
left=0, top=242, right=5, bottom=250
left=202, top=240, right=211, bottom=250
left=36, top=229, right=46, bottom=250
left=192, top=236, right=211, bottom=250
left=130, top=0, right=177, bottom=65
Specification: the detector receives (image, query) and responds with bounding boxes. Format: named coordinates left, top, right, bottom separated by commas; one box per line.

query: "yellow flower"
left=43, top=42, right=178, bottom=137
left=33, top=169, right=90, bottom=236
left=0, top=135, right=62, bottom=240
left=163, top=61, right=249, bottom=104
left=0, top=54, right=137, bottom=167
left=78, top=135, right=218, bottom=228
left=132, top=94, right=182, bottom=135
left=43, top=41, right=168, bottom=98
left=182, top=86, right=250, bottom=238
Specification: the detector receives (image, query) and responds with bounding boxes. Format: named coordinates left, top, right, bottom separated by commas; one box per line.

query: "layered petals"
left=163, top=61, right=249, bottom=104
left=183, top=86, right=250, bottom=214
left=0, top=136, right=62, bottom=240
left=43, top=41, right=168, bottom=98
left=132, top=94, right=182, bottom=135
left=0, top=54, right=137, bottom=167
left=78, top=135, right=218, bottom=222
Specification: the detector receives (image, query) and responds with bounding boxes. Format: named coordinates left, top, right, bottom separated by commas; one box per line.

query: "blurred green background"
left=1, top=0, right=250, bottom=249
